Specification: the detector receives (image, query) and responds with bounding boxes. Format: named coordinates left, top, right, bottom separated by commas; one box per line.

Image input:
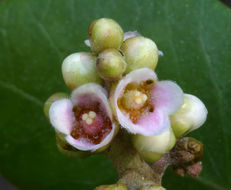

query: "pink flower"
left=111, top=68, right=183, bottom=136
left=49, top=83, right=117, bottom=152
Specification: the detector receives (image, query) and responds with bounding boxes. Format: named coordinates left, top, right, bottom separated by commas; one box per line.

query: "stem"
left=105, top=131, right=163, bottom=189
left=101, top=132, right=203, bottom=190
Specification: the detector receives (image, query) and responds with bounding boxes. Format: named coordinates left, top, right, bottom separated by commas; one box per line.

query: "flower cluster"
left=44, top=18, right=208, bottom=161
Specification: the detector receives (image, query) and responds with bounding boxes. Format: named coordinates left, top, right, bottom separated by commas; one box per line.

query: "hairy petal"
left=118, top=108, right=170, bottom=136
left=49, top=99, right=75, bottom=135
left=71, top=83, right=109, bottom=113
left=185, top=94, right=208, bottom=132
left=65, top=123, right=116, bottom=152
left=123, top=31, right=141, bottom=41
left=151, top=81, right=184, bottom=115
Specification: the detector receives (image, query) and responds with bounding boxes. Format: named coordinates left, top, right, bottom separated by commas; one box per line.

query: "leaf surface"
left=0, top=0, right=231, bottom=189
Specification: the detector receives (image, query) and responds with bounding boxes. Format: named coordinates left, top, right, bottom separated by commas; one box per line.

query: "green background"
left=0, top=0, right=231, bottom=189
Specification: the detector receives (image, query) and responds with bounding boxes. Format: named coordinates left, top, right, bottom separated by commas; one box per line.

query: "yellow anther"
left=89, top=111, right=96, bottom=118
left=142, top=94, right=148, bottom=101
left=86, top=118, right=93, bottom=125
left=121, top=89, right=148, bottom=110
left=135, top=97, right=142, bottom=104
left=135, top=91, right=141, bottom=96
left=82, top=113, right=88, bottom=121
left=81, top=111, right=96, bottom=125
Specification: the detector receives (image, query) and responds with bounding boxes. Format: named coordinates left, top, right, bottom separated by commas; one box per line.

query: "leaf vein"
left=0, top=80, right=43, bottom=107
left=27, top=4, right=62, bottom=61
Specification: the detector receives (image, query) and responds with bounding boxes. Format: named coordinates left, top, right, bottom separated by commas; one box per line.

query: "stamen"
left=135, top=97, right=142, bottom=104
left=82, top=113, right=88, bottom=121
left=142, top=94, right=148, bottom=101
left=81, top=111, right=97, bottom=125
left=86, top=118, right=93, bottom=125
left=89, top=111, right=96, bottom=118
left=122, top=90, right=148, bottom=110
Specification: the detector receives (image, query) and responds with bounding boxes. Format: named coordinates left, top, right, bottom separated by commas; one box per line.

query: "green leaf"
left=0, top=0, right=230, bottom=189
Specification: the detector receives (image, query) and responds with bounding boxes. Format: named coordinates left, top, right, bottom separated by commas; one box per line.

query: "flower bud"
left=170, top=94, right=208, bottom=138
left=97, top=48, right=127, bottom=81
left=132, top=128, right=176, bottom=162
left=121, top=36, right=159, bottom=74
left=44, top=92, right=69, bottom=120
left=95, top=184, right=128, bottom=190
left=139, top=185, right=166, bottom=190
left=88, top=18, right=124, bottom=53
left=62, top=52, right=102, bottom=90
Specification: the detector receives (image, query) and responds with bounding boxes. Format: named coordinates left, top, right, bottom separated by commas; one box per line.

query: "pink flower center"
left=71, top=104, right=112, bottom=145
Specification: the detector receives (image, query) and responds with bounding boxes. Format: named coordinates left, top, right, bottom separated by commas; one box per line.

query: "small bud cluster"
left=44, top=18, right=208, bottom=178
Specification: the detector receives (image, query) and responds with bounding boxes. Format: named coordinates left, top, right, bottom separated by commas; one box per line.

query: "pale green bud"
left=89, top=18, right=124, bottom=53
left=97, top=49, right=127, bottom=81
left=121, top=36, right=158, bottom=74
left=62, top=52, right=103, bottom=90
left=139, top=185, right=166, bottom=190
left=44, top=92, right=69, bottom=120
left=95, top=184, right=128, bottom=190
left=132, top=128, right=176, bottom=162
left=170, top=94, right=208, bottom=138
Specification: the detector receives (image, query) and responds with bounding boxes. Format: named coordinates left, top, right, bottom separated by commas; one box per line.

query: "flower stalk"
left=97, top=131, right=203, bottom=190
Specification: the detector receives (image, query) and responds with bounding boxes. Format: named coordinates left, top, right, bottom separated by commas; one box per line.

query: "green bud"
left=89, top=18, right=124, bottom=53
left=95, top=184, right=128, bottom=190
left=132, top=128, right=176, bottom=162
left=97, top=49, right=127, bottom=81
left=139, top=185, right=166, bottom=190
left=44, top=92, right=69, bottom=120
left=170, top=94, right=208, bottom=138
left=56, top=132, right=90, bottom=158
left=121, top=36, right=159, bottom=74
left=62, top=52, right=103, bottom=90
left=137, top=150, right=163, bottom=163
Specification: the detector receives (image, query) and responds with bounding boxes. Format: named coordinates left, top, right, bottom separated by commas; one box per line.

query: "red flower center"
left=71, top=103, right=112, bottom=145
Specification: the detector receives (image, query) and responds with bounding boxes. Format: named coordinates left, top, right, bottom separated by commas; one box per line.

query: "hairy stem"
left=101, top=132, right=203, bottom=190
left=105, top=131, right=163, bottom=189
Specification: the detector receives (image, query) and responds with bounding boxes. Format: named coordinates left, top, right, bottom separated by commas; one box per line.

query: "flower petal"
left=84, top=39, right=91, bottom=47
left=151, top=81, right=183, bottom=115
left=123, top=31, right=141, bottom=41
left=49, top=99, right=75, bottom=135
left=184, top=94, right=208, bottom=132
left=117, top=107, right=170, bottom=136
left=71, top=83, right=109, bottom=115
left=65, top=123, right=116, bottom=152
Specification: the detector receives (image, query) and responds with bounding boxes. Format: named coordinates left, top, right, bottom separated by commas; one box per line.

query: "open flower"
left=49, top=83, right=117, bottom=152
left=111, top=68, right=183, bottom=136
